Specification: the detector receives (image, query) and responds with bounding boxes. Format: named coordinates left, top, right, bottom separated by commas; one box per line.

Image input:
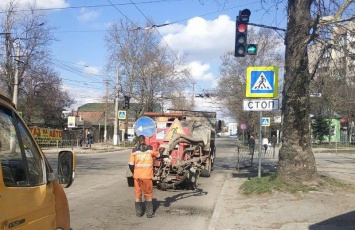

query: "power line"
left=49, top=58, right=116, bottom=88
left=129, top=0, right=179, bottom=61
left=0, top=0, right=184, bottom=14
left=51, top=59, right=99, bottom=81
left=106, top=0, right=135, bottom=25
left=130, top=1, right=260, bottom=30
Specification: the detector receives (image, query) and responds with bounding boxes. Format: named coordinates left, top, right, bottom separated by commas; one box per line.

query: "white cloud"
left=188, top=61, right=214, bottom=81
left=77, top=8, right=100, bottom=23
left=159, top=15, right=235, bottom=91
left=62, top=84, right=103, bottom=110
left=92, top=22, right=113, bottom=30
left=76, top=61, right=100, bottom=75
left=0, top=0, right=69, bottom=9
left=161, top=15, right=234, bottom=62
left=83, top=66, right=100, bottom=75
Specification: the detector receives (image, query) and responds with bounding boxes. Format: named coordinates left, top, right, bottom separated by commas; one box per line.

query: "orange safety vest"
left=128, top=145, right=159, bottom=179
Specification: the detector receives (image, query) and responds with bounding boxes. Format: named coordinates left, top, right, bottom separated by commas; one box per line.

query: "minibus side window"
left=17, top=122, right=45, bottom=185
left=0, top=108, right=45, bottom=187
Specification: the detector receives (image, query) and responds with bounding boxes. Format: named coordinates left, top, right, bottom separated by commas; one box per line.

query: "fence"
left=235, top=145, right=278, bottom=170
left=311, top=141, right=355, bottom=154
left=236, top=142, right=355, bottom=170
left=36, top=139, right=79, bottom=149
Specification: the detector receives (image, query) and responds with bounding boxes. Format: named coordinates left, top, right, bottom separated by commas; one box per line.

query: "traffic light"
left=235, top=9, right=250, bottom=57
left=247, top=44, right=257, bottom=55
left=124, top=96, right=130, bottom=109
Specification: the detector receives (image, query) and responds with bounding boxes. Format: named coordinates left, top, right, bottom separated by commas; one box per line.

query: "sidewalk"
left=210, top=155, right=355, bottom=230
left=41, top=142, right=129, bottom=155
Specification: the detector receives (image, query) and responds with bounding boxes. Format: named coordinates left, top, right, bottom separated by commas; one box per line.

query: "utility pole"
left=104, top=80, right=108, bottom=143
left=192, top=82, right=196, bottom=109
left=113, top=67, right=120, bottom=145
left=13, top=42, right=20, bottom=107
left=7, top=23, right=44, bottom=107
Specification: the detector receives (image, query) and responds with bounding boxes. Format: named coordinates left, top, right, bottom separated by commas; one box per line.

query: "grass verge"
left=240, top=173, right=352, bottom=196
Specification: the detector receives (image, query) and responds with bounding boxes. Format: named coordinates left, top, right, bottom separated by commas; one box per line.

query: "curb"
left=42, top=146, right=129, bottom=155
left=208, top=172, right=231, bottom=230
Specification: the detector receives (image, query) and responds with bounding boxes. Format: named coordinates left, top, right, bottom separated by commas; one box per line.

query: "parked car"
left=127, top=134, right=135, bottom=142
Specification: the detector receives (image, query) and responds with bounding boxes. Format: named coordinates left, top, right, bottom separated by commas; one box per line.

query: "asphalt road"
left=47, top=138, right=238, bottom=230
left=44, top=138, right=355, bottom=230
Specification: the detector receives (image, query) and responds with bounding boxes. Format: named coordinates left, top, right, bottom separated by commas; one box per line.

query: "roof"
left=78, top=103, right=114, bottom=112
left=77, top=111, right=104, bottom=124
left=75, top=102, right=162, bottom=125
left=76, top=103, right=115, bottom=125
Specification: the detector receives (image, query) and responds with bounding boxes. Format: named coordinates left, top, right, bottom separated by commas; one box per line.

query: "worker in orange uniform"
left=128, top=135, right=163, bottom=218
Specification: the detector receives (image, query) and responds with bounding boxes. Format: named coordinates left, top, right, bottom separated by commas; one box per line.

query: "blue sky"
left=1, top=0, right=287, bottom=119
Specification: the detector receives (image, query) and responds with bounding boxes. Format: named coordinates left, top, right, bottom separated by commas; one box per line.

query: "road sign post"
left=259, top=111, right=262, bottom=178
left=240, top=124, right=247, bottom=145
left=244, top=66, right=279, bottom=178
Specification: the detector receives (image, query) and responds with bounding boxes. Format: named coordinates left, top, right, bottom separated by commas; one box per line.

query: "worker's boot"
left=135, top=202, right=144, bottom=217
left=145, top=201, right=154, bottom=218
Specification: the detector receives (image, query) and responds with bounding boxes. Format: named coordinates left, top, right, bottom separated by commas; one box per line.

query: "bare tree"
left=0, top=0, right=74, bottom=127
left=105, top=19, right=191, bottom=117
left=167, top=92, right=193, bottom=111
left=20, top=63, right=74, bottom=127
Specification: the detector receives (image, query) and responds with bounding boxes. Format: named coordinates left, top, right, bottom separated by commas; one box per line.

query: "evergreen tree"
left=311, top=117, right=330, bottom=143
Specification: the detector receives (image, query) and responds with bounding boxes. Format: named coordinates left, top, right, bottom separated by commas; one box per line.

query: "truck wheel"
left=200, top=160, right=211, bottom=177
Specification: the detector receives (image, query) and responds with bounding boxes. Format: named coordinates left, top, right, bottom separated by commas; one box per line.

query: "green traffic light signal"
left=247, top=44, right=257, bottom=55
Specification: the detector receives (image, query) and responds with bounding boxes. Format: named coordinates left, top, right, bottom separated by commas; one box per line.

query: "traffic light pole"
left=113, top=67, right=120, bottom=145
left=248, top=22, right=286, bottom=32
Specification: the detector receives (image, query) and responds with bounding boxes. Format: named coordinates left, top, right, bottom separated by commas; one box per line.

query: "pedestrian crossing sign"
left=118, top=110, right=126, bottom=120
left=261, top=117, right=271, bottom=126
left=246, top=66, right=278, bottom=98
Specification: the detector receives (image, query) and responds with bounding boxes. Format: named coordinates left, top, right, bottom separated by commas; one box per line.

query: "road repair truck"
left=127, top=109, right=217, bottom=190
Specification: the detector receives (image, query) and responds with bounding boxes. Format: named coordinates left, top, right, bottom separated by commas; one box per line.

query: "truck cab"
left=0, top=94, right=75, bottom=230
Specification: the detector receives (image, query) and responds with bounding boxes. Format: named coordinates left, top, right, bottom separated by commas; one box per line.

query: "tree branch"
left=319, top=0, right=353, bottom=25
